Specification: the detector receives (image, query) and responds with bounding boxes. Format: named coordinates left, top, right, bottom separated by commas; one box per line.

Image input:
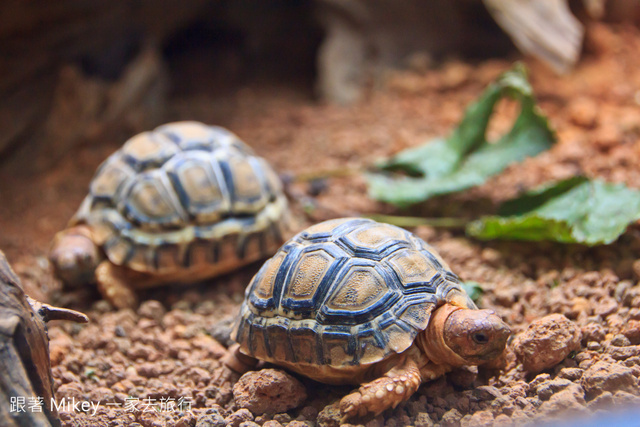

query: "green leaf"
left=461, top=281, right=484, bottom=302
left=367, top=63, right=556, bottom=206
left=467, top=178, right=640, bottom=245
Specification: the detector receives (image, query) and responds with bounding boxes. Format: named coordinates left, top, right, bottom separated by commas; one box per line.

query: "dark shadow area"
left=162, top=0, right=323, bottom=98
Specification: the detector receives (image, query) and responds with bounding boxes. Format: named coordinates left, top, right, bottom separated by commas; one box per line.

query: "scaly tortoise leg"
left=221, top=343, right=260, bottom=374
left=95, top=261, right=138, bottom=309
left=339, top=358, right=423, bottom=419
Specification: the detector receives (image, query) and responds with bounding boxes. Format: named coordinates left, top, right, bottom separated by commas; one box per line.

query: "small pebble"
left=610, top=334, right=631, bottom=347
left=587, top=341, right=602, bottom=351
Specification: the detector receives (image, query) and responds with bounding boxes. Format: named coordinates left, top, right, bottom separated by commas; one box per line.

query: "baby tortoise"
left=49, top=121, right=292, bottom=308
left=224, top=218, right=510, bottom=419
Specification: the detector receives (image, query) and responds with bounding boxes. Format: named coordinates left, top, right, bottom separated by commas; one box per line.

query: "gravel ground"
left=1, top=22, right=640, bottom=427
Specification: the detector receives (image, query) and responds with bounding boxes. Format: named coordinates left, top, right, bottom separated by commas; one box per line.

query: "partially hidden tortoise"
left=49, top=121, right=292, bottom=308
left=224, top=217, right=510, bottom=419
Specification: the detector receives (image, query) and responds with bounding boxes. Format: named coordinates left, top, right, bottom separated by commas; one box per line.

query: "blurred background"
left=1, top=0, right=638, bottom=174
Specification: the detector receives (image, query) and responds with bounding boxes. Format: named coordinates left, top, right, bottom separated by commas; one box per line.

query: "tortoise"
left=224, top=217, right=510, bottom=419
left=49, top=121, right=292, bottom=309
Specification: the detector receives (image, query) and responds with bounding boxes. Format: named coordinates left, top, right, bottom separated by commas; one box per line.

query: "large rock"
left=514, top=314, right=581, bottom=373
left=581, top=361, right=639, bottom=399
left=538, top=383, right=586, bottom=415
left=233, top=369, right=307, bottom=415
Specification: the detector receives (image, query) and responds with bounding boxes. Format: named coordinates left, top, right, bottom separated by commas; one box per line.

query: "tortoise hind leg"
left=95, top=261, right=139, bottom=309
left=221, top=343, right=259, bottom=374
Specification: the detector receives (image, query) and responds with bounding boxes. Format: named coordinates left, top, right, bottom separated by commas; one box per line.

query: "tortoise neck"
left=417, top=303, right=467, bottom=367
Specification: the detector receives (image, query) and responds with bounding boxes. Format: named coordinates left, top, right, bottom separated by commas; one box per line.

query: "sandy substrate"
left=1, top=22, right=640, bottom=427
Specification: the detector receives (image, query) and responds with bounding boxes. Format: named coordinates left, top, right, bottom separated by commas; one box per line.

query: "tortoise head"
left=49, top=225, right=101, bottom=288
left=421, top=304, right=510, bottom=366
left=443, top=308, right=511, bottom=364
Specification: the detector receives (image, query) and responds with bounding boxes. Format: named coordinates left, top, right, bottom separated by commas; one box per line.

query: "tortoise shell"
left=233, top=217, right=476, bottom=368
left=72, top=121, right=291, bottom=275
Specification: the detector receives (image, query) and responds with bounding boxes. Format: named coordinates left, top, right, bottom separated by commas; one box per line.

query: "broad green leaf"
left=467, top=177, right=640, bottom=245
left=367, top=63, right=555, bottom=206
left=461, top=281, right=484, bottom=302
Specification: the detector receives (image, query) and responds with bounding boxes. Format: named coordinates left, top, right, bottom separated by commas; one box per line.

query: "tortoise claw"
left=339, top=392, right=365, bottom=420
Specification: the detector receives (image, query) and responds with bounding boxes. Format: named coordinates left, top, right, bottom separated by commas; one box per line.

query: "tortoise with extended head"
left=49, top=121, right=292, bottom=308
left=224, top=217, right=510, bottom=418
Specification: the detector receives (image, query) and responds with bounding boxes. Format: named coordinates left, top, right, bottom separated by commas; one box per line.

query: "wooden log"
left=0, top=251, right=87, bottom=427
left=484, top=0, right=584, bottom=73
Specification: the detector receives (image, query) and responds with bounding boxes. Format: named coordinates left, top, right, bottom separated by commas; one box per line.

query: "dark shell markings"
left=72, top=121, right=291, bottom=274
left=234, top=218, right=475, bottom=368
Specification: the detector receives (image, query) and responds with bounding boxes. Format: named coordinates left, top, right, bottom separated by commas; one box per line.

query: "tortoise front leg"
left=339, top=343, right=438, bottom=419
left=95, top=261, right=138, bottom=309
left=339, top=345, right=451, bottom=420
left=340, top=361, right=423, bottom=419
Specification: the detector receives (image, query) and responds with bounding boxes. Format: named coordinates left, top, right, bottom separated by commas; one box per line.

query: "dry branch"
left=0, top=251, right=87, bottom=427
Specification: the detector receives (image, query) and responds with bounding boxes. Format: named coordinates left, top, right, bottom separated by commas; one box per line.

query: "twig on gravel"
left=292, top=166, right=364, bottom=183
left=364, top=213, right=468, bottom=229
